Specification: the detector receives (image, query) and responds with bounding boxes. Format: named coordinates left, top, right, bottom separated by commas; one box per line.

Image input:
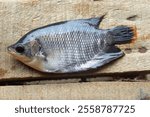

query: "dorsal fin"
left=87, top=15, right=105, bottom=27
left=82, top=14, right=106, bottom=28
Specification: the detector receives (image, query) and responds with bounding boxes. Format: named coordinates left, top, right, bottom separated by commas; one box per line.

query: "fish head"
left=7, top=30, right=47, bottom=72
left=7, top=41, right=34, bottom=63
left=7, top=34, right=42, bottom=62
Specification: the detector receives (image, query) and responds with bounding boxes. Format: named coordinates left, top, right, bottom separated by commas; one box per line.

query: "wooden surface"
left=0, top=0, right=150, bottom=81
left=0, top=82, right=150, bottom=99
left=0, top=0, right=150, bottom=100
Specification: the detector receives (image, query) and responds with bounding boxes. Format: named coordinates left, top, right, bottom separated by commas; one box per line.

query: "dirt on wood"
left=0, top=68, right=7, bottom=77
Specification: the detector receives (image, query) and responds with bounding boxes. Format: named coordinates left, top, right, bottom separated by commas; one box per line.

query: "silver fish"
left=7, top=15, right=137, bottom=73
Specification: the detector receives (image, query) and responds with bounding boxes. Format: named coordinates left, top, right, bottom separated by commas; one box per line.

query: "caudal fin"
left=110, top=25, right=137, bottom=44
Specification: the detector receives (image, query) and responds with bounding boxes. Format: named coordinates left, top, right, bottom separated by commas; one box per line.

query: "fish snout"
left=7, top=45, right=12, bottom=52
left=7, top=45, right=16, bottom=53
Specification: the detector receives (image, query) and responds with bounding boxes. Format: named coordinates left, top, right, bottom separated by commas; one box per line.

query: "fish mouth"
left=7, top=45, right=14, bottom=53
left=7, top=46, right=12, bottom=52
left=7, top=45, right=17, bottom=55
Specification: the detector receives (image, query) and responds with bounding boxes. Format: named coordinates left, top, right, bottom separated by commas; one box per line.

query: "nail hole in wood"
left=124, top=48, right=132, bottom=54
left=138, top=47, right=147, bottom=53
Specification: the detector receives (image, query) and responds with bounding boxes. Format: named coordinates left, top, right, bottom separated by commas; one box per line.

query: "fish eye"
left=15, top=45, right=25, bottom=53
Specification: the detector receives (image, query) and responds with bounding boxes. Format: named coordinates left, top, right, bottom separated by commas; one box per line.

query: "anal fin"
left=74, top=47, right=124, bottom=72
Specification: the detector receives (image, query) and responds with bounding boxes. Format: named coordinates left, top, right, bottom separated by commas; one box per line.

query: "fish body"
left=7, top=15, right=137, bottom=73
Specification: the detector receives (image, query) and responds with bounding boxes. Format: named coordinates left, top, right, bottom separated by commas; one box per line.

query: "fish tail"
left=110, top=25, right=137, bottom=44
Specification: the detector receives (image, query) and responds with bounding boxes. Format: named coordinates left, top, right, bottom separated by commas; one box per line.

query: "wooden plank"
left=0, top=0, right=150, bottom=80
left=0, top=82, right=150, bottom=99
left=1, top=51, right=150, bottom=80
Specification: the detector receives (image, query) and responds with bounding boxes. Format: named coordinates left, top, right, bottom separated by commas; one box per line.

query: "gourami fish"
left=7, top=15, right=137, bottom=73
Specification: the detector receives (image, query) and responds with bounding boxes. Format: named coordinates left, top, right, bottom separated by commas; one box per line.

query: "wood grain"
left=0, top=0, right=150, bottom=80
left=0, top=82, right=150, bottom=99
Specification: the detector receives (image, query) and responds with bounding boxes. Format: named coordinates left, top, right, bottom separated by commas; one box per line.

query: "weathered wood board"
left=0, top=0, right=150, bottom=80
left=0, top=82, right=150, bottom=99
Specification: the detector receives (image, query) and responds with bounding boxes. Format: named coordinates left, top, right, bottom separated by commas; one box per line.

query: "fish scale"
left=44, top=32, right=94, bottom=67
left=49, top=30, right=102, bottom=67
